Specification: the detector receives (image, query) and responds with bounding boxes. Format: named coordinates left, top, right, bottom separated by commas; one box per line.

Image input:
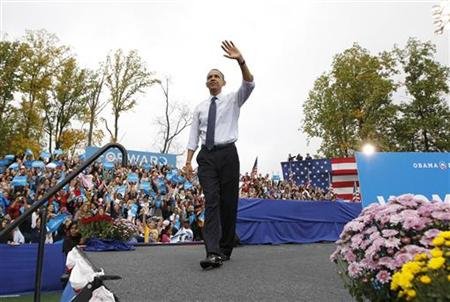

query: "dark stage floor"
left=86, top=243, right=353, bottom=302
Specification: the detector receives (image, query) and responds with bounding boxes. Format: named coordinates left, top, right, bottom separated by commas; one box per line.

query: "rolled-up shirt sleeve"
left=186, top=107, right=200, bottom=151
left=236, top=80, right=255, bottom=107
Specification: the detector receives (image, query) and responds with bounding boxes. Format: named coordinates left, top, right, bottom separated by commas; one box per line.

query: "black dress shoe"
left=219, top=254, right=230, bottom=261
left=200, top=254, right=223, bottom=269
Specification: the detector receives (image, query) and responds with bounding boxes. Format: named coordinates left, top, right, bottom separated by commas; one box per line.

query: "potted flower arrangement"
left=390, top=230, right=450, bottom=301
left=108, top=218, right=139, bottom=241
left=79, top=215, right=113, bottom=240
left=330, top=194, right=450, bottom=301
left=79, top=215, right=138, bottom=251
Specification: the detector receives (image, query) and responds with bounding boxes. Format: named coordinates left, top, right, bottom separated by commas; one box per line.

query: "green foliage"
left=105, top=49, right=158, bottom=142
left=84, top=66, right=107, bottom=146
left=303, top=43, right=398, bottom=157
left=393, top=38, right=450, bottom=151
left=42, top=57, right=89, bottom=150
left=0, top=41, right=27, bottom=155
left=18, top=30, right=68, bottom=136
left=0, top=30, right=108, bottom=155
left=0, top=30, right=164, bottom=156
left=59, top=128, right=87, bottom=155
left=303, top=40, right=450, bottom=156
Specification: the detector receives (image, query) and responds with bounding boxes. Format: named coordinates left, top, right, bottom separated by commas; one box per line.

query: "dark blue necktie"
left=205, top=96, right=217, bottom=150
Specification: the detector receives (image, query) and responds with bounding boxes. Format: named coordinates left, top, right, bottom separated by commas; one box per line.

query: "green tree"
left=105, top=49, right=157, bottom=142
left=41, top=57, right=88, bottom=152
left=59, top=128, right=87, bottom=156
left=393, top=38, right=450, bottom=151
left=84, top=65, right=107, bottom=146
left=0, top=40, right=26, bottom=155
left=303, top=44, right=398, bottom=157
left=16, top=30, right=68, bottom=152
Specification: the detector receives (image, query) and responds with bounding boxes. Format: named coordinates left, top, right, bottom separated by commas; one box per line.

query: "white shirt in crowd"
left=170, top=227, right=194, bottom=243
left=12, top=227, right=25, bottom=244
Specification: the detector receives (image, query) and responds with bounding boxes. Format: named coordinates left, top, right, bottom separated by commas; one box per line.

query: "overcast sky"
left=1, top=0, right=448, bottom=175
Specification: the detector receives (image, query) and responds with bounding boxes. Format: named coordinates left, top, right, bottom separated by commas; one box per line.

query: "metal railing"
left=0, top=143, right=128, bottom=302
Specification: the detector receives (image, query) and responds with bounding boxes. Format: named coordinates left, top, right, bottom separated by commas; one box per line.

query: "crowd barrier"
left=0, top=199, right=362, bottom=295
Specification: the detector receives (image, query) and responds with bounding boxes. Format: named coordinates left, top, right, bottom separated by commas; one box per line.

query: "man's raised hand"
left=221, top=40, right=243, bottom=62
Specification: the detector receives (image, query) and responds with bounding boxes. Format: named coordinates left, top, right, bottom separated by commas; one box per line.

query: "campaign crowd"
left=0, top=153, right=340, bottom=247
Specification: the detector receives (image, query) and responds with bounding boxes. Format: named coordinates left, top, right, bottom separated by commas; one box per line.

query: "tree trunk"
left=423, top=128, right=429, bottom=151
left=48, top=129, right=53, bottom=156
left=113, top=113, right=119, bottom=143
left=24, top=92, right=35, bottom=139
left=88, top=111, right=95, bottom=146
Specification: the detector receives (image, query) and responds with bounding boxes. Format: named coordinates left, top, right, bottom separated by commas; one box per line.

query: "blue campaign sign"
left=12, top=176, right=28, bottom=187
left=127, top=173, right=139, bottom=183
left=356, top=152, right=450, bottom=208
left=85, top=146, right=177, bottom=167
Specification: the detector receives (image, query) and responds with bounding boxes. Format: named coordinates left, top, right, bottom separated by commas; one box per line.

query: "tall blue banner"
left=85, top=146, right=177, bottom=167
left=355, top=152, right=450, bottom=208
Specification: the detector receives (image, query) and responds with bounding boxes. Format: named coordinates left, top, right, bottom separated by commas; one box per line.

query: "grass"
left=0, top=291, right=61, bottom=302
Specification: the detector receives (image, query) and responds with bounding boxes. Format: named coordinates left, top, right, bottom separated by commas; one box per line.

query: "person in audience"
left=10, top=221, right=25, bottom=245
left=0, top=217, right=12, bottom=243
left=62, top=220, right=84, bottom=255
left=160, top=225, right=172, bottom=243
left=171, top=220, right=194, bottom=243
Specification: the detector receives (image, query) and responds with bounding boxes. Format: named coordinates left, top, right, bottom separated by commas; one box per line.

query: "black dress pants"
left=197, top=143, right=239, bottom=256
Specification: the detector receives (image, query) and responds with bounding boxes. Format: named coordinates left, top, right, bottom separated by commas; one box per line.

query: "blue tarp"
left=236, top=198, right=362, bottom=244
left=0, top=241, right=66, bottom=295
left=84, top=238, right=135, bottom=252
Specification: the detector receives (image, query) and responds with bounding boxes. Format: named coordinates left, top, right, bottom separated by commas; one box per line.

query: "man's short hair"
left=208, top=69, right=225, bottom=81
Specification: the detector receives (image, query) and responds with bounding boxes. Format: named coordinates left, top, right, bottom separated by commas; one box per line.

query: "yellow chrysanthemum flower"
left=419, top=275, right=431, bottom=284
left=440, top=231, right=450, bottom=239
left=398, top=272, right=414, bottom=289
left=445, top=240, right=450, bottom=247
left=432, top=236, right=445, bottom=246
left=414, top=253, right=427, bottom=261
left=430, top=248, right=444, bottom=258
left=403, top=262, right=421, bottom=274
left=406, top=289, right=416, bottom=298
left=391, top=272, right=401, bottom=290
left=428, top=257, right=445, bottom=270
left=391, top=276, right=399, bottom=290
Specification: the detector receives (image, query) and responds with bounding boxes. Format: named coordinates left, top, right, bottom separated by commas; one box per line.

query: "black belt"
left=201, top=142, right=235, bottom=151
